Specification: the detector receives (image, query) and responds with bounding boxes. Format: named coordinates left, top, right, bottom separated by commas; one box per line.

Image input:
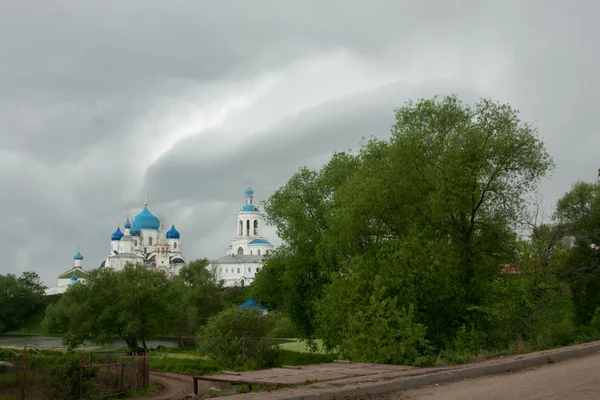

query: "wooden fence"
left=0, top=346, right=150, bottom=399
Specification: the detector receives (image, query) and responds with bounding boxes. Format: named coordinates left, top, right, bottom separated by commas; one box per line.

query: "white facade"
left=211, top=186, right=274, bottom=287
left=45, top=251, right=89, bottom=295
left=102, top=199, right=186, bottom=278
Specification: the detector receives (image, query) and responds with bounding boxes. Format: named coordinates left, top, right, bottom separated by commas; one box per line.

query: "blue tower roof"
left=238, top=299, right=268, bottom=311
left=166, top=225, right=180, bottom=239
left=249, top=239, right=271, bottom=245
left=245, top=186, right=254, bottom=198
left=73, top=251, right=84, bottom=260
left=124, top=216, right=131, bottom=229
left=242, top=205, right=258, bottom=212
left=133, top=206, right=160, bottom=230
left=111, top=227, right=124, bottom=241
left=130, top=218, right=141, bottom=236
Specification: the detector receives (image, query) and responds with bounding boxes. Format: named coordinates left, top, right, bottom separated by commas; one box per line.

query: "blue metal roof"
left=73, top=251, right=84, bottom=260
left=249, top=239, right=271, bottom=245
left=166, top=225, right=180, bottom=239
left=130, top=218, right=141, bottom=236
left=238, top=299, right=268, bottom=311
left=134, top=206, right=160, bottom=230
left=111, top=227, right=124, bottom=241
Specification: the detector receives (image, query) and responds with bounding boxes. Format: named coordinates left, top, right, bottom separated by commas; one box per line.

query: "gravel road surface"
left=354, top=352, right=600, bottom=400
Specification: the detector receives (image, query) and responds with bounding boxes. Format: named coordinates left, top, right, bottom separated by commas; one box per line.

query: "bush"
left=198, top=308, right=276, bottom=369
left=45, top=359, right=83, bottom=400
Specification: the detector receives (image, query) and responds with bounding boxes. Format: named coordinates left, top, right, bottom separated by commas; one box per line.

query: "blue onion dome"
left=242, top=204, right=258, bottom=212
left=69, top=275, right=78, bottom=285
left=73, top=251, right=84, bottom=260
left=245, top=186, right=254, bottom=198
left=130, top=218, right=141, bottom=236
left=166, top=225, right=180, bottom=239
left=111, top=227, right=124, bottom=241
left=124, top=216, right=131, bottom=229
left=134, top=205, right=160, bottom=230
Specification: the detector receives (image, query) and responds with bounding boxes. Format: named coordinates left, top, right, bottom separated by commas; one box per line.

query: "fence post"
left=120, top=355, right=125, bottom=394
left=21, top=345, right=26, bottom=400
left=134, top=353, right=139, bottom=392
left=78, top=353, right=83, bottom=400
left=145, top=354, right=149, bottom=390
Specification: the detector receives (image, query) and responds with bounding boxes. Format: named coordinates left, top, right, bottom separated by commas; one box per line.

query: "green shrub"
left=198, top=308, right=277, bottom=369
left=413, top=355, right=436, bottom=367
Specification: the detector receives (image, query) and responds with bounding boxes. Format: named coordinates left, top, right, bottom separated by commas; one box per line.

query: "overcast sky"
left=0, top=1, right=598, bottom=285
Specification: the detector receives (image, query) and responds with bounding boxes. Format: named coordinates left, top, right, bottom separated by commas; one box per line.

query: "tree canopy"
left=0, top=271, right=45, bottom=333
left=254, top=95, right=555, bottom=359
left=43, top=264, right=176, bottom=352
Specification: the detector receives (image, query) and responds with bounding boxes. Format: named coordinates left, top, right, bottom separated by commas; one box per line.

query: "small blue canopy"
left=238, top=299, right=268, bottom=311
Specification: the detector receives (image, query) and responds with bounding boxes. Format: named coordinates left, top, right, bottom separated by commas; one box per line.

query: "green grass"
left=277, top=338, right=327, bottom=354
left=148, top=354, right=222, bottom=375
left=277, top=349, right=335, bottom=366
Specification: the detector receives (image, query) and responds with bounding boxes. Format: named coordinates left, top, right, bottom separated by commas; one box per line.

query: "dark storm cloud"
left=0, top=0, right=598, bottom=284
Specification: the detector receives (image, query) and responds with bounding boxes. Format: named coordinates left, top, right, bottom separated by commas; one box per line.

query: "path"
left=359, top=352, right=600, bottom=400
left=136, top=370, right=218, bottom=400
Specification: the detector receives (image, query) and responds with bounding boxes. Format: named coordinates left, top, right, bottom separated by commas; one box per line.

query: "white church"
left=101, top=199, right=186, bottom=277
left=45, top=251, right=89, bottom=295
left=210, top=186, right=275, bottom=287
left=46, top=187, right=275, bottom=293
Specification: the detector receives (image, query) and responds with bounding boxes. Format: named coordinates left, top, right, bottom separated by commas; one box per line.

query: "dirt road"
left=136, top=370, right=219, bottom=400
left=357, top=352, right=600, bottom=400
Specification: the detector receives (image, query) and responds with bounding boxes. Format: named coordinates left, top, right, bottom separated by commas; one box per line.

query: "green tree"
left=170, top=258, right=224, bottom=345
left=42, top=264, right=175, bottom=352
left=555, top=181, right=600, bottom=325
left=0, top=271, right=46, bottom=333
left=256, top=153, right=359, bottom=338
left=256, top=95, right=554, bottom=354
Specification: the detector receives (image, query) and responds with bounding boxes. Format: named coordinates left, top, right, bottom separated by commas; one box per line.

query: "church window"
left=253, top=220, right=259, bottom=235
left=144, top=247, right=147, bottom=253
left=241, top=279, right=245, bottom=287
left=174, top=242, right=177, bottom=249
left=250, top=250, right=252, bottom=255
left=226, top=268, right=228, bottom=273
left=134, top=240, right=137, bottom=246
left=258, top=249, right=261, bottom=255
left=239, top=220, right=243, bottom=236
left=248, top=267, right=251, bottom=273
left=149, top=237, right=153, bottom=246
left=246, top=220, right=250, bottom=236
left=237, top=268, right=240, bottom=273
left=237, top=247, right=243, bottom=255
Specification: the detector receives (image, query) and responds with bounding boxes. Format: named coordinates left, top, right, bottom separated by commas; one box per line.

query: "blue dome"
left=241, top=204, right=258, bottom=212
left=245, top=186, right=254, bottom=198
left=73, top=251, right=84, bottom=260
left=133, top=206, right=160, bottom=230
left=166, top=225, right=180, bottom=239
left=69, top=274, right=78, bottom=285
left=249, top=239, right=271, bottom=245
left=111, top=227, right=124, bottom=241
left=130, top=219, right=141, bottom=236
left=124, top=216, right=131, bottom=229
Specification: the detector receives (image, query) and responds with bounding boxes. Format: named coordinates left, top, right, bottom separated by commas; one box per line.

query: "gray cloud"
left=0, top=0, right=598, bottom=285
